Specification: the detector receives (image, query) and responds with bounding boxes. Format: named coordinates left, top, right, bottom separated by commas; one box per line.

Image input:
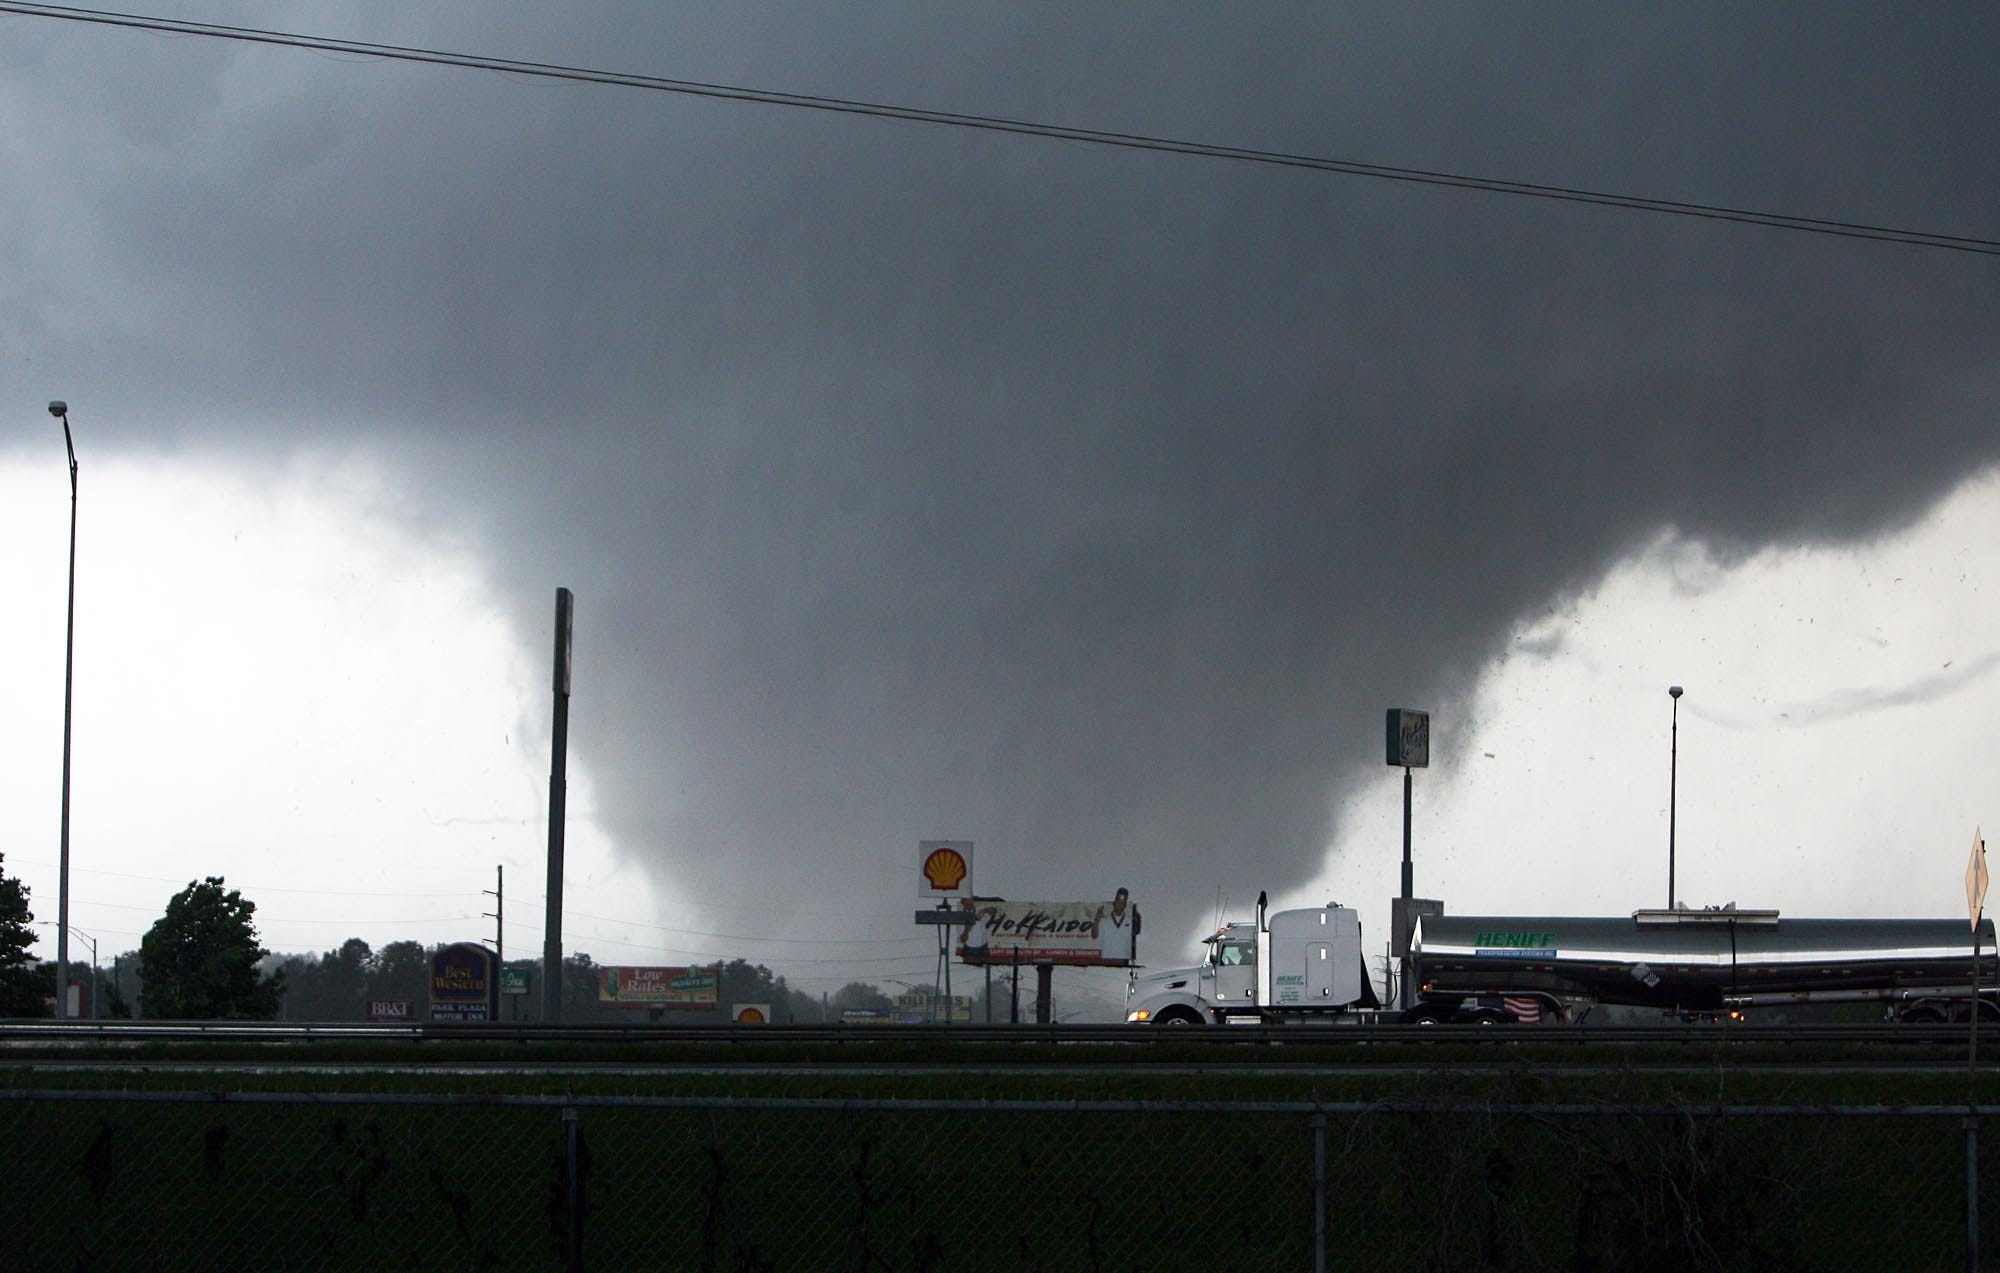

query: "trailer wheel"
left=1902, top=1006, right=1946, bottom=1025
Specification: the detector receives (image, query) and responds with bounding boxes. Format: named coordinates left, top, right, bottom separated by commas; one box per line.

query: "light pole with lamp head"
left=50, top=400, right=77, bottom=1018
left=1668, top=685, right=1683, bottom=910
left=34, top=921, right=97, bottom=1020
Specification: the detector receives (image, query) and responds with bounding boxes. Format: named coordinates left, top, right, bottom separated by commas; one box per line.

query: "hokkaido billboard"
left=598, top=965, right=721, bottom=1008
left=954, top=892, right=1140, bottom=968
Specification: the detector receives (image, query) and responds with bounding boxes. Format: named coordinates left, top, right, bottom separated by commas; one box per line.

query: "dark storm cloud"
left=8, top=4, right=1997, bottom=948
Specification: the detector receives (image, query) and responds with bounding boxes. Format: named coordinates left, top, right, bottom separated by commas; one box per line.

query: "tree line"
left=2, top=854, right=975, bottom=1023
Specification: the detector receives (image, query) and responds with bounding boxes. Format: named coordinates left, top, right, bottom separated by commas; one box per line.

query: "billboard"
left=598, top=965, right=720, bottom=1008
left=1385, top=708, right=1430, bottom=768
left=955, top=893, right=1141, bottom=967
left=367, top=999, right=415, bottom=1022
left=429, top=942, right=497, bottom=1023
left=841, top=1009, right=893, bottom=1025
left=892, top=994, right=972, bottom=1023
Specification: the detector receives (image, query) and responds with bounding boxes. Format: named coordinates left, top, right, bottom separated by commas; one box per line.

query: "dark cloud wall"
left=6, top=4, right=1997, bottom=946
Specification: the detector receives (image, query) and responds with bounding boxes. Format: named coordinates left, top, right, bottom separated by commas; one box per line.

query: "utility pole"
left=483, top=865, right=503, bottom=964
left=482, top=865, right=506, bottom=1021
left=1668, top=686, right=1683, bottom=909
left=543, top=588, right=574, bottom=1025
left=51, top=401, right=77, bottom=1018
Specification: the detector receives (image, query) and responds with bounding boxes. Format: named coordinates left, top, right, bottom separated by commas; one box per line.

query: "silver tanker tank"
left=1411, top=906, right=1998, bottom=1018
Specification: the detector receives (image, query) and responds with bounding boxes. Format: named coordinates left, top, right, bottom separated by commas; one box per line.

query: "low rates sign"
left=598, top=965, right=720, bottom=1008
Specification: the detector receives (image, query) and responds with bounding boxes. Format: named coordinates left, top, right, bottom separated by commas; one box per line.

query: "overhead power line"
left=555, top=908, right=930, bottom=946
left=5, top=2, right=1995, bottom=257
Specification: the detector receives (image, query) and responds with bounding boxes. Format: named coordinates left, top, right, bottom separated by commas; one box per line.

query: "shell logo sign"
left=733, top=1003, right=771, bottom=1024
left=924, top=847, right=967, bottom=889
left=918, top=840, right=974, bottom=898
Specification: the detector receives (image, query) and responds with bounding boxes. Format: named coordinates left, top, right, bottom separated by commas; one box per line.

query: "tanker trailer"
left=1409, top=907, right=1998, bottom=1023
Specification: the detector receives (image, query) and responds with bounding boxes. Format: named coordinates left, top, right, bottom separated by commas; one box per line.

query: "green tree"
left=272, top=952, right=320, bottom=1021
left=829, top=980, right=892, bottom=1016
left=105, top=949, right=143, bottom=1019
left=0, top=855, right=48, bottom=1017
left=560, top=951, right=602, bottom=1021
left=367, top=939, right=430, bottom=1005
left=716, top=958, right=778, bottom=1020
left=282, top=937, right=372, bottom=1020
left=97, top=970, right=133, bottom=1019
left=139, top=877, right=285, bottom=1020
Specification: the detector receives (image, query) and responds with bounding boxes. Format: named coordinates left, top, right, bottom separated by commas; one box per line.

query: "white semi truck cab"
left=1125, top=893, right=1384, bottom=1025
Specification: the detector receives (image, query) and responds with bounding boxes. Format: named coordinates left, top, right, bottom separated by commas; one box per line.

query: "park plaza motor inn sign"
left=428, top=942, right=498, bottom=1023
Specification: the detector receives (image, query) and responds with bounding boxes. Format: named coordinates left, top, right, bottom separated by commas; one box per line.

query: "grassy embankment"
left=6, top=1036, right=1997, bottom=1270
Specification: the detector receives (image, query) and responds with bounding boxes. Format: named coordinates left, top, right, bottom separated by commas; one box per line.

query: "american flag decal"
left=1503, top=996, right=1542, bottom=1024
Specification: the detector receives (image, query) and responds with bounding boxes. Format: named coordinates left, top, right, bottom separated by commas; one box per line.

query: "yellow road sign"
left=1967, top=828, right=1988, bottom=931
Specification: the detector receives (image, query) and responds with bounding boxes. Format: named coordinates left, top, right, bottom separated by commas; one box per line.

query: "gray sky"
left=3, top=4, right=1997, bottom=997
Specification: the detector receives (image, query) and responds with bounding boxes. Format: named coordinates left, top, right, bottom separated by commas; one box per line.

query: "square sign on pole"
left=918, top=840, right=974, bottom=899
left=1385, top=709, right=1430, bottom=769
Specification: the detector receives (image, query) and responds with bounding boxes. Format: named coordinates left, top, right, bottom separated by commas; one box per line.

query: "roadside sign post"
left=1386, top=709, right=1430, bottom=1010
left=914, top=903, right=977, bottom=1025
left=916, top=842, right=975, bottom=1025
left=1964, top=827, right=1986, bottom=1273
left=1968, top=828, right=1988, bottom=1069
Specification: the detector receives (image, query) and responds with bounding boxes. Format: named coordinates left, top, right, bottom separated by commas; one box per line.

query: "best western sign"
left=428, top=942, right=497, bottom=1023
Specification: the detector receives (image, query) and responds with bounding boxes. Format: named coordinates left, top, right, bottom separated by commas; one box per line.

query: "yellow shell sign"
left=918, top=840, right=973, bottom=897
left=924, top=847, right=967, bottom=889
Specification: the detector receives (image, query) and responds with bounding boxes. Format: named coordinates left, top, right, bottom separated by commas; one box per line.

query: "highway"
left=1, top=1017, right=1992, bottom=1050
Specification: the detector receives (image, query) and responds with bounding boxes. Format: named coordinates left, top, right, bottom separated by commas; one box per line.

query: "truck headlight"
left=1126, top=1009, right=1151, bottom=1023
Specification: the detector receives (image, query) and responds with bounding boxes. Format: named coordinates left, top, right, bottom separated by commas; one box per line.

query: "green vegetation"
left=138, top=877, right=285, bottom=1019
left=4, top=1058, right=1996, bottom=1271
left=0, top=855, right=44, bottom=1017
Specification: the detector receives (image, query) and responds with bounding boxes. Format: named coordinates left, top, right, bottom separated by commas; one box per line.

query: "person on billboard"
left=957, top=896, right=995, bottom=960
left=1094, top=888, right=1140, bottom=964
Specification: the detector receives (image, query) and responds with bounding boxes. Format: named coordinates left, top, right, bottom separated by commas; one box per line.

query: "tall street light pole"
left=50, top=400, right=77, bottom=1019
left=1668, top=685, right=1683, bottom=910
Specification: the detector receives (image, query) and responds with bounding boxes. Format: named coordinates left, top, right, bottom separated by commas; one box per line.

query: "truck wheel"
left=1154, top=1008, right=1203, bottom=1027
left=1407, top=1006, right=1448, bottom=1026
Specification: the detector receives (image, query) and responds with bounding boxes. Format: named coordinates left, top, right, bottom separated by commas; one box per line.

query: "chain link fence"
left=3, top=1090, right=1995, bottom=1271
